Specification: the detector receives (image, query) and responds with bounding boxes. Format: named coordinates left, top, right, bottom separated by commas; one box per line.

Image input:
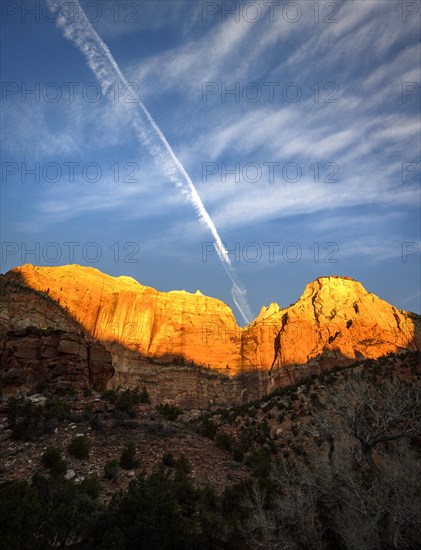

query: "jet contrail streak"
left=47, top=0, right=253, bottom=324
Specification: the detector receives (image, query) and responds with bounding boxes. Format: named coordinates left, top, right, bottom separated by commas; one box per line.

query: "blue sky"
left=1, top=0, right=420, bottom=323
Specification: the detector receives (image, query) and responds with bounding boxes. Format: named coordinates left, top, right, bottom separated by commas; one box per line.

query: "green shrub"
left=215, top=432, right=235, bottom=452
left=0, top=476, right=102, bottom=548
left=7, top=397, right=43, bottom=441
left=41, top=447, right=62, bottom=469
left=120, top=442, right=139, bottom=470
left=162, top=452, right=176, bottom=467
left=0, top=479, right=44, bottom=549
left=43, top=399, right=70, bottom=423
left=197, top=417, right=217, bottom=439
left=115, top=390, right=137, bottom=417
left=139, top=386, right=151, bottom=404
left=113, top=387, right=150, bottom=416
left=245, top=448, right=272, bottom=479
left=104, top=459, right=120, bottom=482
left=42, top=447, right=66, bottom=477
left=50, top=459, right=67, bottom=478
left=222, top=481, right=250, bottom=520
left=79, top=474, right=101, bottom=500
left=90, top=468, right=222, bottom=548
left=255, top=421, right=271, bottom=444
left=175, top=454, right=191, bottom=476
left=68, top=435, right=90, bottom=460
left=236, top=429, right=253, bottom=456
left=156, top=403, right=182, bottom=421
left=232, top=446, right=244, bottom=462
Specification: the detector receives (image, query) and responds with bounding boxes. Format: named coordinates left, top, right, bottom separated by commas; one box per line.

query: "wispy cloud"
left=3, top=0, right=419, bottom=313
left=204, top=178, right=418, bottom=231
left=1, top=97, right=135, bottom=158
left=131, top=3, right=267, bottom=97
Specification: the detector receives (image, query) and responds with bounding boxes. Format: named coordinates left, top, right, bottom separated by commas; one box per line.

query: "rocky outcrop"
left=1, top=265, right=420, bottom=406
left=4, top=264, right=241, bottom=371
left=0, top=275, right=82, bottom=338
left=0, top=327, right=114, bottom=395
left=240, top=276, right=420, bottom=387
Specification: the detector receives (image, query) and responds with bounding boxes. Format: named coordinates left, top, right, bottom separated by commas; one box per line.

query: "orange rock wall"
left=2, top=265, right=420, bottom=402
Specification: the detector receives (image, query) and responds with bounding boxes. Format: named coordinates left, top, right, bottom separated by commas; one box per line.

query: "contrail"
left=47, top=0, right=253, bottom=324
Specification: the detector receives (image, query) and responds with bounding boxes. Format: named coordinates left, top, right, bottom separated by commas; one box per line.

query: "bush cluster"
left=156, top=403, right=182, bottom=420
left=7, top=397, right=71, bottom=441
left=119, top=442, right=139, bottom=470
left=68, top=435, right=90, bottom=460
left=0, top=458, right=247, bottom=549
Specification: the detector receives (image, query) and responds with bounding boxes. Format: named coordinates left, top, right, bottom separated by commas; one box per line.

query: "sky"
left=1, top=0, right=420, bottom=324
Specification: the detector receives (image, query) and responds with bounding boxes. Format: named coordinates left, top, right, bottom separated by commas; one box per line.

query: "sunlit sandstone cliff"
left=2, top=264, right=240, bottom=370
left=1, top=264, right=420, bottom=406
left=242, top=276, right=420, bottom=383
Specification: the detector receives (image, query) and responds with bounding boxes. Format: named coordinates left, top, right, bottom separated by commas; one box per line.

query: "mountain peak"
left=301, top=275, right=367, bottom=301
left=2, top=264, right=419, bottom=407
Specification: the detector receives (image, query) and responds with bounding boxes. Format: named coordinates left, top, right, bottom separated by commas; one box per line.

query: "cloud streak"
left=47, top=0, right=253, bottom=324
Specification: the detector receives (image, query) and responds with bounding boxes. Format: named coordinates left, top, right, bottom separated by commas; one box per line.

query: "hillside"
left=0, top=352, right=419, bottom=548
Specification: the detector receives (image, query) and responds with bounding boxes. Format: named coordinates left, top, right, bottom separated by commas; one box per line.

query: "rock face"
left=0, top=327, right=114, bottom=395
left=1, top=265, right=420, bottom=406
left=3, top=264, right=241, bottom=371
left=241, top=276, right=420, bottom=387
left=0, top=275, right=114, bottom=395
